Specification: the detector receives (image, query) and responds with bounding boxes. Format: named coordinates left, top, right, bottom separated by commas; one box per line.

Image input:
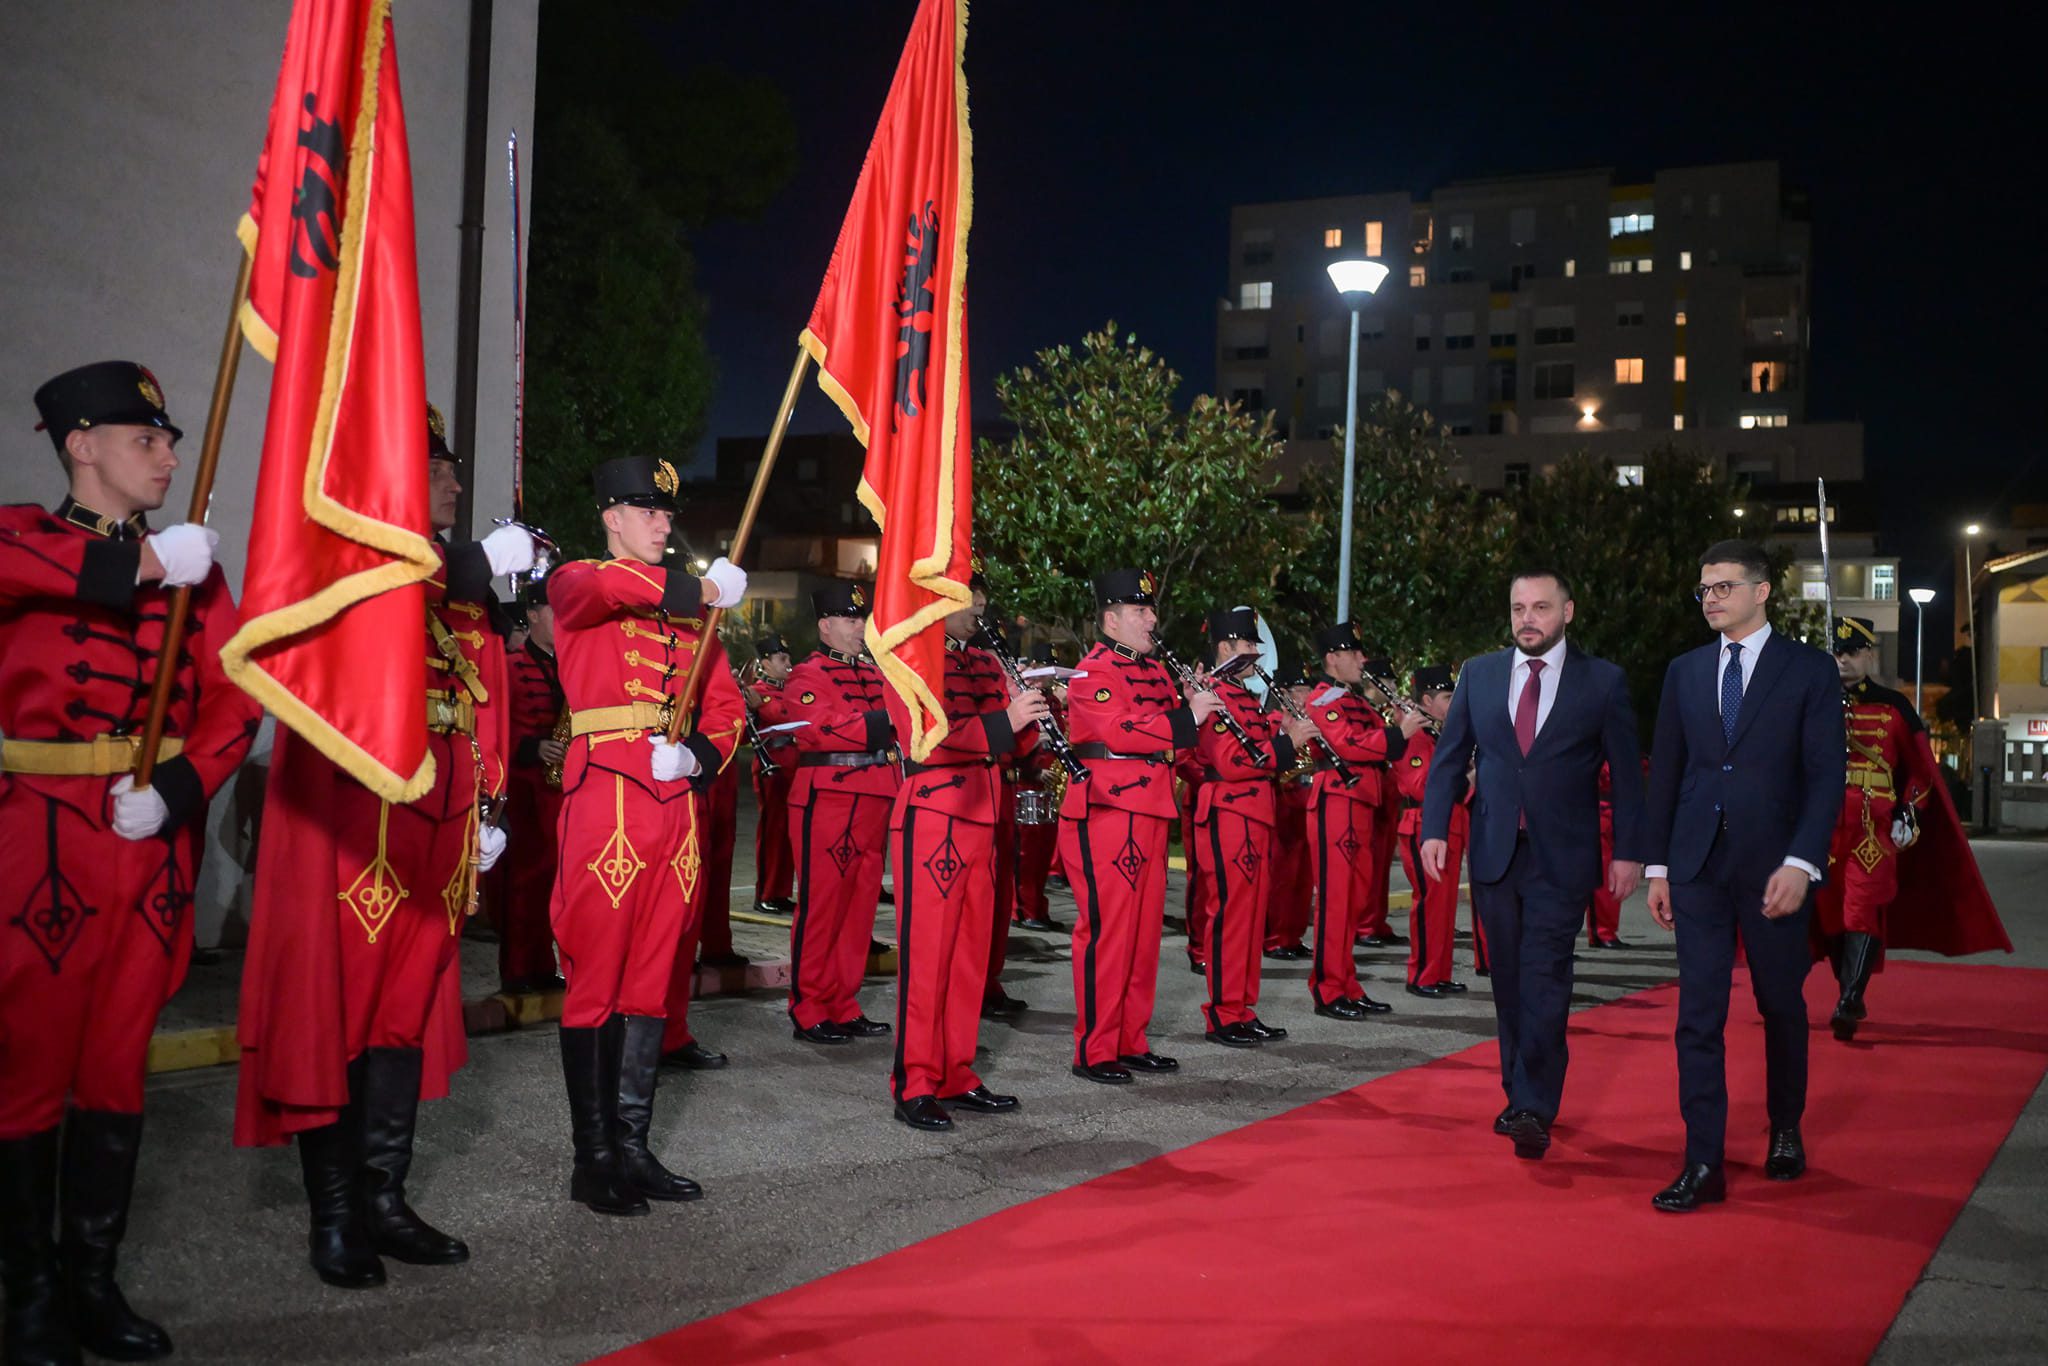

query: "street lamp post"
left=1326, top=258, right=1391, bottom=624
left=1963, top=524, right=1982, bottom=719
left=1907, top=587, right=1936, bottom=714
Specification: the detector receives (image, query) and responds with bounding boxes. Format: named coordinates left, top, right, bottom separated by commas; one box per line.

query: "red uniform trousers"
left=1358, top=783, right=1400, bottom=938
left=1584, top=807, right=1620, bottom=944
left=1180, top=784, right=1205, bottom=954
left=661, top=764, right=736, bottom=1051
left=787, top=790, right=890, bottom=1029
left=1825, top=795, right=1899, bottom=938
left=553, top=771, right=700, bottom=1030
left=0, top=782, right=198, bottom=1135
left=982, top=782, right=1018, bottom=1006
left=1400, top=811, right=1467, bottom=987
left=892, top=806, right=996, bottom=1099
left=1307, top=796, right=1375, bottom=1005
left=752, top=752, right=796, bottom=903
left=1195, top=807, right=1270, bottom=1030
left=1265, top=785, right=1314, bottom=950
left=1010, top=802, right=1058, bottom=923
left=1061, top=809, right=1169, bottom=1065
left=492, top=773, right=563, bottom=986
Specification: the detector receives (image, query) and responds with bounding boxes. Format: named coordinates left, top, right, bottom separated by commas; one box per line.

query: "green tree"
left=974, top=325, right=1290, bottom=650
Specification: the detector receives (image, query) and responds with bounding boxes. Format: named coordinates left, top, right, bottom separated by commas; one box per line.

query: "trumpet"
left=1151, top=634, right=1267, bottom=766
left=977, top=614, right=1089, bottom=781
left=1246, top=660, right=1358, bottom=787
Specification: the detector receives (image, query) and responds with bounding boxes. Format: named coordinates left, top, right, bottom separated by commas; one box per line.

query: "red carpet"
left=603, top=962, right=2048, bottom=1365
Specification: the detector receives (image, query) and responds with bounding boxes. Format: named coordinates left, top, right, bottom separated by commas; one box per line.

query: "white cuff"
left=1783, top=856, right=1822, bottom=882
left=1645, top=865, right=1669, bottom=881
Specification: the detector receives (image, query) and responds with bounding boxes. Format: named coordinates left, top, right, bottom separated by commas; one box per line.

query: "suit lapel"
left=1726, top=631, right=1789, bottom=752
left=1524, top=644, right=1581, bottom=759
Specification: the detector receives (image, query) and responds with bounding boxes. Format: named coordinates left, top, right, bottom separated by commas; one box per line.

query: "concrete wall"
left=0, top=0, right=539, bottom=942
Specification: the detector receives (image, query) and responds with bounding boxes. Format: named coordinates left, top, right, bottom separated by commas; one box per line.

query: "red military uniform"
left=1357, top=737, right=1403, bottom=943
left=1008, top=693, right=1063, bottom=930
left=1191, top=677, right=1292, bottom=1034
left=784, top=646, right=901, bottom=1032
left=747, top=673, right=798, bottom=907
left=1580, top=761, right=1621, bottom=947
left=1303, top=680, right=1398, bottom=1008
left=495, top=635, right=564, bottom=990
left=1, top=499, right=259, bottom=1133
left=1265, top=722, right=1316, bottom=955
left=889, top=638, right=1035, bottom=1102
left=1060, top=639, right=1200, bottom=1067
left=1178, top=755, right=1207, bottom=968
left=1397, top=729, right=1469, bottom=988
left=664, top=754, right=739, bottom=1053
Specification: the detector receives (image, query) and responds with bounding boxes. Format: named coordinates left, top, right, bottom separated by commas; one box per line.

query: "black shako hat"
left=755, top=631, right=790, bottom=658
left=1833, top=616, right=1879, bottom=653
left=33, top=361, right=183, bottom=453
left=1363, top=654, right=1394, bottom=679
left=1412, top=663, right=1455, bottom=694
left=1205, top=607, right=1259, bottom=644
left=426, top=403, right=454, bottom=461
left=1093, top=568, right=1158, bottom=609
left=1314, top=622, right=1363, bottom=655
left=517, top=574, right=550, bottom=609
left=812, top=580, right=870, bottom=620
left=1026, top=641, right=1057, bottom=667
left=592, top=455, right=681, bottom=512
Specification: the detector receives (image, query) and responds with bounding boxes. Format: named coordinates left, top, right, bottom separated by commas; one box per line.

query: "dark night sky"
left=681, top=1, right=2038, bottom=650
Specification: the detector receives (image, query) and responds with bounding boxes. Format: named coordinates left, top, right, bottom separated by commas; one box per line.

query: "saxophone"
left=543, top=709, right=571, bottom=789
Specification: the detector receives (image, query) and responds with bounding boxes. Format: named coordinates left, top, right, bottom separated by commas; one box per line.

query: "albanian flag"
left=800, top=0, right=973, bottom=762
left=221, top=0, right=439, bottom=802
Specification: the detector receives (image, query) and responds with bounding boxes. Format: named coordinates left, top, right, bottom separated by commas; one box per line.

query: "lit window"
left=1608, top=211, right=1655, bottom=236
left=1673, top=356, right=1687, bottom=381
left=1739, top=413, right=1790, bottom=429
left=1616, top=464, right=1645, bottom=487
left=1239, top=281, right=1273, bottom=310
left=1679, top=250, right=1693, bottom=271
left=1673, top=414, right=1686, bottom=431
left=1870, top=564, right=1897, bottom=601
left=1674, top=308, right=1688, bottom=326
left=1409, top=264, right=1427, bottom=287
left=1448, top=215, right=1474, bottom=250
left=1750, top=360, right=1787, bottom=393
left=1609, top=259, right=1634, bottom=275
left=1324, top=227, right=1343, bottom=248
left=1564, top=258, right=1576, bottom=277
left=1614, top=357, right=1644, bottom=384
left=1365, top=221, right=1384, bottom=258
left=1636, top=257, right=1655, bottom=273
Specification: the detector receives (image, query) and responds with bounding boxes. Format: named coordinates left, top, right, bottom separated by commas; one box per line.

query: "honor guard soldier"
left=783, top=582, right=901, bottom=1045
left=1, top=363, right=260, bottom=1364
left=544, top=456, right=746, bottom=1215
left=1303, top=623, right=1419, bottom=1018
left=1007, top=642, right=1066, bottom=935
left=1192, top=608, right=1314, bottom=1047
left=496, top=575, right=567, bottom=993
left=237, top=404, right=530, bottom=1286
left=1395, top=665, right=1471, bottom=997
left=1060, top=569, right=1221, bottom=1084
left=745, top=632, right=799, bottom=916
left=1263, top=668, right=1317, bottom=961
left=1355, top=656, right=1407, bottom=948
left=1817, top=616, right=2009, bottom=1039
left=887, top=581, right=1049, bottom=1130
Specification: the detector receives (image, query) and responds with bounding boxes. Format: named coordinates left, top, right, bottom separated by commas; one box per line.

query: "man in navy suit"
left=1422, top=570, right=1644, bottom=1160
left=1642, top=539, right=1845, bottom=1211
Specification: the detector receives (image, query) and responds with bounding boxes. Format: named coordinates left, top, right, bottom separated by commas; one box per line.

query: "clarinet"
left=1247, top=660, right=1358, bottom=787
left=976, top=615, right=1089, bottom=781
left=1361, top=663, right=1440, bottom=737
left=736, top=663, right=782, bottom=778
left=1151, top=634, right=1267, bottom=765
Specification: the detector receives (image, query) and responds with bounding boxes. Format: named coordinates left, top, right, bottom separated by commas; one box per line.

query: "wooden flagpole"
left=134, top=251, right=253, bottom=789
left=665, top=344, right=812, bottom=743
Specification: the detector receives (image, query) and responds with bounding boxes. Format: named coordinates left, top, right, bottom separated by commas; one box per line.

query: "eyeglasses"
left=1693, top=579, right=1760, bottom=602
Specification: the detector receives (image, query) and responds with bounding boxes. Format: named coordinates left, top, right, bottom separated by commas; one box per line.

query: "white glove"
left=1890, top=805, right=1920, bottom=850
left=477, top=822, right=508, bottom=873
left=648, top=735, right=701, bottom=783
left=144, top=524, right=219, bottom=587
left=109, top=775, right=169, bottom=840
left=703, top=557, right=748, bottom=609
left=481, top=525, right=537, bottom=576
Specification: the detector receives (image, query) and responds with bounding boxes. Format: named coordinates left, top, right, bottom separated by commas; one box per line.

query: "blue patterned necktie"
left=1721, top=641, right=1744, bottom=748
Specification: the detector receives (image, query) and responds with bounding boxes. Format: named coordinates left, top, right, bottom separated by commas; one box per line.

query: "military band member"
left=545, top=457, right=747, bottom=1216
left=1816, top=616, right=2009, bottom=1038
left=746, top=632, right=799, bottom=917
left=496, top=575, right=566, bottom=993
left=1304, top=624, right=1419, bottom=1018
left=1192, top=608, right=1314, bottom=1046
left=1178, top=746, right=1208, bottom=973
left=1, top=363, right=259, bottom=1363
left=783, top=582, right=900, bottom=1045
left=1355, top=656, right=1407, bottom=948
left=1395, top=666, right=1470, bottom=997
left=1060, top=569, right=1221, bottom=1084
left=888, top=584, right=1049, bottom=1129
left=237, top=404, right=530, bottom=1286
left=1007, top=642, right=1066, bottom=936
left=968, top=608, right=1030, bottom=1021
left=1263, top=671, right=1317, bottom=961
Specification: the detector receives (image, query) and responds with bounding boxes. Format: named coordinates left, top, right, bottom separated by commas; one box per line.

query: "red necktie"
left=1515, top=658, right=1545, bottom=756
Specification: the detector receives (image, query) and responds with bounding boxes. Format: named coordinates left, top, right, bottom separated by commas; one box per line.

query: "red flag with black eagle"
left=800, top=0, right=973, bottom=762
left=221, top=0, right=439, bottom=802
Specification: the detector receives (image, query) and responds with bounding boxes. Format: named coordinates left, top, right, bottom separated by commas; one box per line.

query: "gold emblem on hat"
left=1139, top=570, right=1157, bottom=596
left=850, top=585, right=867, bottom=610
left=427, top=403, right=447, bottom=440
left=136, top=368, right=165, bottom=410
left=654, top=459, right=680, bottom=496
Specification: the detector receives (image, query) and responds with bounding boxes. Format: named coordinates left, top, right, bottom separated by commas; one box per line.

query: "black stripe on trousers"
left=1071, top=814, right=1103, bottom=1062
left=1309, top=797, right=1331, bottom=1003
left=1406, top=828, right=1427, bottom=986
left=1204, top=812, right=1230, bottom=1028
left=787, top=801, right=816, bottom=1016
left=890, top=806, right=916, bottom=1099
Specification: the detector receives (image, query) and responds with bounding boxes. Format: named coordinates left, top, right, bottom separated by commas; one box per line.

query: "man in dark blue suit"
left=1642, top=539, right=1845, bottom=1211
left=1422, top=570, right=1644, bottom=1160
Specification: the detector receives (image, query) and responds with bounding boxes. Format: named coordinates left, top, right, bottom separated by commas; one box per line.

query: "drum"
left=1013, top=788, right=1052, bottom=825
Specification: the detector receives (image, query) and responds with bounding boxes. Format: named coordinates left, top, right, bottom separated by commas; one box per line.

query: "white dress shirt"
left=1507, top=635, right=1568, bottom=737
left=1646, top=621, right=1821, bottom=883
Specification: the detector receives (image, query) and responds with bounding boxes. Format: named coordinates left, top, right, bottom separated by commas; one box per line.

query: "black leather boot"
left=58, top=1110, right=171, bottom=1361
left=357, top=1047, right=468, bottom=1264
left=296, top=1057, right=385, bottom=1288
left=2, top=1127, right=80, bottom=1366
left=560, top=1024, right=647, bottom=1216
left=1831, top=931, right=1880, bottom=1040
left=615, top=1016, right=702, bottom=1201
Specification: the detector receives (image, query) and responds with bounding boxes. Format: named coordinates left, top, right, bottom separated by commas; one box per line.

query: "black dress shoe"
left=835, top=1015, right=892, bottom=1037
left=1263, top=945, right=1297, bottom=960
left=752, top=899, right=795, bottom=916
left=1205, top=1022, right=1264, bottom=1048
left=1506, top=1111, right=1551, bottom=1160
left=940, top=1086, right=1020, bottom=1113
left=1652, top=1163, right=1727, bottom=1212
left=1493, top=1105, right=1515, bottom=1135
left=1765, top=1127, right=1806, bottom=1181
left=1356, top=932, right=1393, bottom=948
left=1474, top=966, right=1492, bottom=978
left=1246, top=1017, right=1288, bottom=1041
left=1014, top=916, right=1066, bottom=933
left=868, top=939, right=892, bottom=955
left=699, top=951, right=751, bottom=969
left=662, top=1040, right=728, bottom=1070
left=1188, top=957, right=1208, bottom=976
left=1592, top=937, right=1631, bottom=949
left=980, top=994, right=1028, bottom=1021
left=1382, top=932, right=1408, bottom=945
left=1439, top=980, right=1469, bottom=993
left=1353, top=993, right=1393, bottom=1014
left=1313, top=998, right=1369, bottom=1021
left=1118, top=1052, right=1179, bottom=1072
left=792, top=1021, right=852, bottom=1045
left=1405, top=982, right=1451, bottom=1000
left=1071, top=1061, right=1133, bottom=1085
left=893, top=1096, right=953, bottom=1131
